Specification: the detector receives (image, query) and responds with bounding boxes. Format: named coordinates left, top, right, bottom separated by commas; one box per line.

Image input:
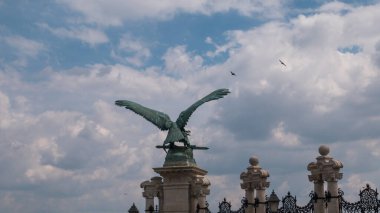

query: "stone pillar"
left=142, top=190, right=154, bottom=211
left=256, top=188, right=266, bottom=213
left=240, top=156, right=270, bottom=213
left=192, top=177, right=210, bottom=213
left=153, top=166, right=208, bottom=213
left=244, top=189, right=254, bottom=213
left=141, top=176, right=163, bottom=212
left=313, top=180, right=325, bottom=213
left=327, top=180, right=339, bottom=213
left=307, top=147, right=325, bottom=213
left=307, top=145, right=343, bottom=213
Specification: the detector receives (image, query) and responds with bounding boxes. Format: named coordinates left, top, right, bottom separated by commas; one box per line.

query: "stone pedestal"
left=154, top=166, right=209, bottom=213
left=141, top=145, right=210, bottom=213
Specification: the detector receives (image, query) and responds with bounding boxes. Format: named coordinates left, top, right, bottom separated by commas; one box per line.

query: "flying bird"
left=115, top=89, right=230, bottom=148
left=230, top=71, right=236, bottom=76
left=279, top=59, right=287, bottom=67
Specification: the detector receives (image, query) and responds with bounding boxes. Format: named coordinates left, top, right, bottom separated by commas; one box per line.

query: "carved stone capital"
left=308, top=145, right=343, bottom=183
left=191, top=176, right=210, bottom=197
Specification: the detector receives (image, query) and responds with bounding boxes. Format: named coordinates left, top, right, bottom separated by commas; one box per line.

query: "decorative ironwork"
left=278, top=191, right=314, bottom=213
left=340, top=184, right=380, bottom=213
left=217, top=197, right=246, bottom=213
left=206, top=184, right=380, bottom=213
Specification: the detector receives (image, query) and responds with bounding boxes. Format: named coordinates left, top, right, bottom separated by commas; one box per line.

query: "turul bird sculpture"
left=115, top=88, right=230, bottom=150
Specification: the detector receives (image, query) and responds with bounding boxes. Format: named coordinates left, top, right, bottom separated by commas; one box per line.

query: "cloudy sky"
left=1, top=0, right=380, bottom=212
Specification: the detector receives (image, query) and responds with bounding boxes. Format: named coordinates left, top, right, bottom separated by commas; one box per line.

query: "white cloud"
left=3, top=35, right=45, bottom=57
left=271, top=121, right=300, bottom=147
left=38, top=23, right=108, bottom=45
left=25, top=164, right=73, bottom=182
left=162, top=45, right=203, bottom=77
left=318, top=2, right=353, bottom=14
left=0, top=91, right=12, bottom=128
left=220, top=6, right=378, bottom=113
left=32, top=137, right=65, bottom=164
left=111, top=34, right=151, bottom=67
left=57, top=0, right=284, bottom=26
left=205, top=36, right=239, bottom=58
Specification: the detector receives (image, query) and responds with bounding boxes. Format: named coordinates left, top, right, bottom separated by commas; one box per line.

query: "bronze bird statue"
left=115, top=88, right=230, bottom=148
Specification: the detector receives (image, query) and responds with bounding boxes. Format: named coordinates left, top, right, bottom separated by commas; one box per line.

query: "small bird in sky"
left=279, top=59, right=287, bottom=67
left=230, top=71, right=236, bottom=76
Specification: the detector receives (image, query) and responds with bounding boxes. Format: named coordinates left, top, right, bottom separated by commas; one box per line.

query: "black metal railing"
left=217, top=197, right=246, bottom=213
left=340, top=184, right=380, bottom=213
left=278, top=191, right=314, bottom=213
left=142, top=184, right=380, bottom=213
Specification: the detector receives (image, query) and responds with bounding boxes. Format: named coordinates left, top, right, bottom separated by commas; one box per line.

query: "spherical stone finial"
left=319, top=145, right=330, bottom=156
left=249, top=156, right=259, bottom=166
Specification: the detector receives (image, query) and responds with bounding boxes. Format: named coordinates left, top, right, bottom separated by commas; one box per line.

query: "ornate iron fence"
left=340, top=184, right=380, bottom=213
left=218, top=197, right=247, bottom=213
left=278, top=192, right=314, bottom=213
left=195, top=184, right=380, bottom=213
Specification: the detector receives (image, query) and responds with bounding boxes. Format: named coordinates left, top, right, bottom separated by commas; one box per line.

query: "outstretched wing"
left=115, top=100, right=171, bottom=130
left=176, top=88, right=230, bottom=129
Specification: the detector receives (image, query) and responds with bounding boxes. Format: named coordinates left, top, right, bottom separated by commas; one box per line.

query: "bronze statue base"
left=162, top=145, right=197, bottom=167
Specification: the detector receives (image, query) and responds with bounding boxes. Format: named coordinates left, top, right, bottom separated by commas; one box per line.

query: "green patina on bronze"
left=163, top=145, right=196, bottom=167
left=115, top=88, right=230, bottom=166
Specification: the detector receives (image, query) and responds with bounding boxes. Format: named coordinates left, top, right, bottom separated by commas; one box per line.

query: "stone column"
left=307, top=145, right=343, bottom=213
left=197, top=194, right=207, bottom=213
left=256, top=188, right=266, bottom=213
left=191, top=176, right=210, bottom=213
left=244, top=188, right=254, bottom=213
left=199, top=177, right=211, bottom=213
left=307, top=162, right=324, bottom=213
left=314, top=180, right=325, bottom=213
left=140, top=176, right=163, bottom=212
left=142, top=192, right=154, bottom=212
left=240, top=156, right=270, bottom=213
left=327, top=180, right=339, bottom=213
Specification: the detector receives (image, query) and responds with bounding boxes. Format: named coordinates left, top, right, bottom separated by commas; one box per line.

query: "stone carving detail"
left=191, top=176, right=211, bottom=197
left=307, top=145, right=343, bottom=182
left=141, top=176, right=163, bottom=210
left=240, top=156, right=270, bottom=190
